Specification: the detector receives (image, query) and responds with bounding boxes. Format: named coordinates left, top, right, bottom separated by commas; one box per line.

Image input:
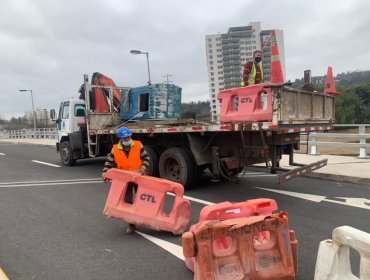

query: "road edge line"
left=0, top=267, right=10, bottom=280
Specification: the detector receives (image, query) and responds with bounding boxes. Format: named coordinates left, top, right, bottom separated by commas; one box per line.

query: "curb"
left=303, top=172, right=370, bottom=186
left=0, top=140, right=55, bottom=148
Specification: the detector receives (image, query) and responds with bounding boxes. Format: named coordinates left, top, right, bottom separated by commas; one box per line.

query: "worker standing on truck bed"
left=102, top=127, right=150, bottom=234
left=241, top=50, right=264, bottom=86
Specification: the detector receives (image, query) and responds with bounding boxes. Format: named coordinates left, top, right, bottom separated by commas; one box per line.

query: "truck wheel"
left=159, top=147, right=194, bottom=189
left=60, top=141, right=76, bottom=166
left=144, top=145, right=159, bottom=177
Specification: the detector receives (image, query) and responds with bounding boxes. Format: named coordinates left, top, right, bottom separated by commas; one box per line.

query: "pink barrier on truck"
left=218, top=84, right=273, bottom=123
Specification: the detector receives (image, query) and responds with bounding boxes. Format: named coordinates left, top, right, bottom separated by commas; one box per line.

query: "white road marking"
left=167, top=192, right=214, bottom=206
left=327, top=197, right=370, bottom=209
left=240, top=172, right=271, bottom=175
left=256, top=187, right=370, bottom=210
left=183, top=195, right=214, bottom=206
left=0, top=153, right=5, bottom=155
left=134, top=192, right=215, bottom=261
left=256, top=188, right=326, bottom=202
left=136, top=231, right=184, bottom=261
left=0, top=178, right=101, bottom=185
left=0, top=267, right=9, bottom=280
left=32, top=160, right=61, bottom=167
left=239, top=174, right=277, bottom=178
left=0, top=180, right=102, bottom=188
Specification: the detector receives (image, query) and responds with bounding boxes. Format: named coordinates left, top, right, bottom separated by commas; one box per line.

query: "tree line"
left=293, top=70, right=370, bottom=124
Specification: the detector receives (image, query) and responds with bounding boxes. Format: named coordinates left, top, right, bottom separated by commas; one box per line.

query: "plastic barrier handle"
left=333, top=226, right=370, bottom=254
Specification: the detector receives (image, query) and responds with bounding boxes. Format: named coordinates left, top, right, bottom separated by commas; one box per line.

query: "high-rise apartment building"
left=205, top=22, right=285, bottom=122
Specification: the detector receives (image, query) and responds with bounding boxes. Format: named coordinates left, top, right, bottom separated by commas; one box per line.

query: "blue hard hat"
left=117, top=127, right=132, bottom=138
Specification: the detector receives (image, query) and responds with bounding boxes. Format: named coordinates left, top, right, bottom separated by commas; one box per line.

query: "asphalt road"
left=0, top=143, right=369, bottom=280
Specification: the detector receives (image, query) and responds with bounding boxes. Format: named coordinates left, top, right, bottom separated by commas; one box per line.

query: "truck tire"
left=60, top=141, right=76, bottom=166
left=159, top=147, right=194, bottom=189
left=144, top=145, right=159, bottom=177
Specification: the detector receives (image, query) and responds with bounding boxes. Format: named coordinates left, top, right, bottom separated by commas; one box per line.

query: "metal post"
left=310, top=134, right=320, bottom=155
left=130, top=50, right=151, bottom=86
left=163, top=74, right=173, bottom=84
left=358, top=125, right=369, bottom=159
left=19, top=89, right=37, bottom=138
left=30, top=90, right=37, bottom=138
left=145, top=52, right=151, bottom=86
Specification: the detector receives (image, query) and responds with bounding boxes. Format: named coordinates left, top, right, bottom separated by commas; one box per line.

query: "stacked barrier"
left=103, top=168, right=191, bottom=235
left=184, top=199, right=278, bottom=272
left=218, top=84, right=273, bottom=123
left=314, top=226, right=370, bottom=280
left=182, top=212, right=298, bottom=280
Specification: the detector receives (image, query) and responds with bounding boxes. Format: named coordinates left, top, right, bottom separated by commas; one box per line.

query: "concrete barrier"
left=314, top=226, right=370, bottom=280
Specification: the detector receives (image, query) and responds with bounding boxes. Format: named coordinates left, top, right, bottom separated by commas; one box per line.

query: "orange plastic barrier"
left=199, top=199, right=278, bottom=221
left=324, top=66, right=340, bottom=96
left=182, top=212, right=298, bottom=280
left=185, top=199, right=278, bottom=272
left=103, top=168, right=191, bottom=235
left=218, top=84, right=273, bottom=123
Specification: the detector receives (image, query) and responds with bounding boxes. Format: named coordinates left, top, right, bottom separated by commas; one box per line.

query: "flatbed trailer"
left=52, top=75, right=335, bottom=188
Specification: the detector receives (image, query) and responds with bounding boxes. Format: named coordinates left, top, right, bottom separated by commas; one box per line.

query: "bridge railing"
left=1, top=125, right=370, bottom=158
left=303, top=124, right=370, bottom=159
left=0, top=128, right=58, bottom=139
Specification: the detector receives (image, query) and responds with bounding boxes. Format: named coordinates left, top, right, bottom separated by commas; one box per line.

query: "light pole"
left=162, top=74, right=173, bottom=84
left=19, top=89, right=37, bottom=138
left=130, top=50, right=151, bottom=86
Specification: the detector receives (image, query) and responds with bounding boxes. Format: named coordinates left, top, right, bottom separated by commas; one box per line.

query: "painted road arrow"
left=256, top=187, right=370, bottom=210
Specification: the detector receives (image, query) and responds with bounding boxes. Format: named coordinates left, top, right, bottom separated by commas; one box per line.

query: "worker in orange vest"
left=102, top=126, right=150, bottom=233
left=241, top=50, right=264, bottom=86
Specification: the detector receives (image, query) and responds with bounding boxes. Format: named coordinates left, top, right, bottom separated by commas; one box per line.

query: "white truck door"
left=58, top=101, right=71, bottom=141
left=57, top=100, right=85, bottom=141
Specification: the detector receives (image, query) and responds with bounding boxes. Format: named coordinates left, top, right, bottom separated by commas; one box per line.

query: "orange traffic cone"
left=324, top=66, right=340, bottom=96
left=270, top=30, right=284, bottom=84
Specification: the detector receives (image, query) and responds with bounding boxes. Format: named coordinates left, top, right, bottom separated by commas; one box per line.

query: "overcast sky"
left=1, top=0, right=369, bottom=119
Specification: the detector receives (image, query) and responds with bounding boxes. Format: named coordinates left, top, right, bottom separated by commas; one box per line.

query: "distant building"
left=205, top=22, right=285, bottom=122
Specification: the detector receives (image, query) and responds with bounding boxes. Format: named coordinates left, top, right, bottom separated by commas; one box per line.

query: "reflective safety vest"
left=241, top=62, right=264, bottom=87
left=113, top=140, right=143, bottom=171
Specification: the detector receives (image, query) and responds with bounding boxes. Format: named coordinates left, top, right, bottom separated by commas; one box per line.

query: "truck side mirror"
left=50, top=109, right=56, bottom=120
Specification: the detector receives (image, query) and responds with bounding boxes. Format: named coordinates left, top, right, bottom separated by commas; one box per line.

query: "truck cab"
left=51, top=98, right=87, bottom=166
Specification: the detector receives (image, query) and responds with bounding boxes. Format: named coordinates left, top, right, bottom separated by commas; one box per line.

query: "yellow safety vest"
left=241, top=62, right=264, bottom=87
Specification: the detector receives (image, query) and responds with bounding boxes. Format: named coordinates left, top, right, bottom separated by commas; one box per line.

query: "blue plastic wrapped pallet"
left=120, top=84, right=182, bottom=120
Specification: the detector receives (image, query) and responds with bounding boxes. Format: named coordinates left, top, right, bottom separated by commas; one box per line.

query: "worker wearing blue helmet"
left=102, top=126, right=150, bottom=233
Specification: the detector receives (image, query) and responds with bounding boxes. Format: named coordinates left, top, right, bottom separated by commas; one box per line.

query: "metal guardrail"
left=2, top=125, right=370, bottom=159
left=0, top=128, right=58, bottom=139
left=304, top=124, right=370, bottom=159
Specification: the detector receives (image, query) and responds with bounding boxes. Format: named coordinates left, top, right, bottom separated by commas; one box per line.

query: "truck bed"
left=85, top=85, right=335, bottom=135
left=277, top=86, right=335, bottom=125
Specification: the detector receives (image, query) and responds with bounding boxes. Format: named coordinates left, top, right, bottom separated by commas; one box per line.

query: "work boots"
left=126, top=224, right=136, bottom=234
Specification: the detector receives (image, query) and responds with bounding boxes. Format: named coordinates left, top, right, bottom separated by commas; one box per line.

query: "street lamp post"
left=19, top=89, right=37, bottom=138
left=162, top=74, right=173, bottom=84
left=130, top=50, right=151, bottom=86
